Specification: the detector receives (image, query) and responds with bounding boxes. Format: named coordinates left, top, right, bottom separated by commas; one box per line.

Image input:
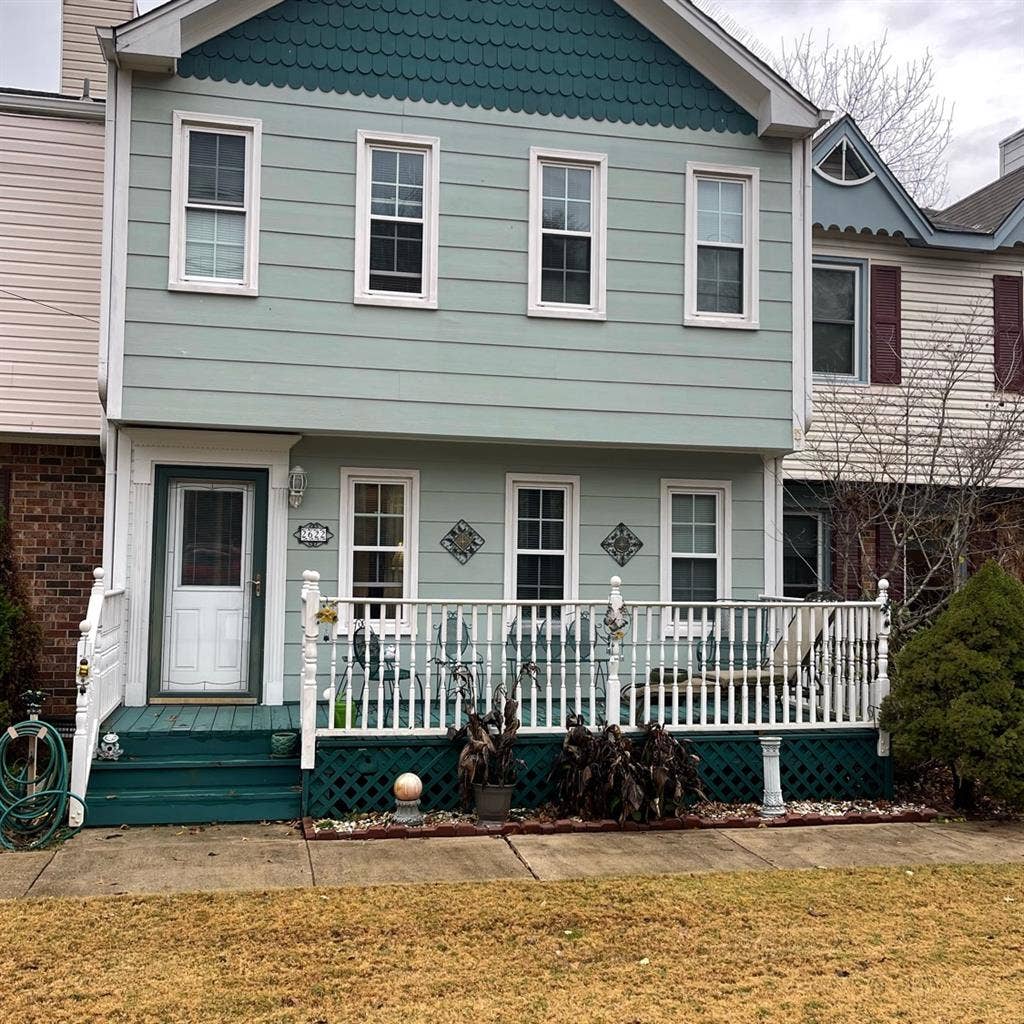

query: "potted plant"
left=449, top=682, right=524, bottom=823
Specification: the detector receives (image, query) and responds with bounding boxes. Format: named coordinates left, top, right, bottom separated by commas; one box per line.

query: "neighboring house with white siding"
left=0, top=0, right=133, bottom=719
left=781, top=116, right=1024, bottom=603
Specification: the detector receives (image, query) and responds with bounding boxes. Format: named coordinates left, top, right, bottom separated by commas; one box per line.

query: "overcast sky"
left=702, top=0, right=1024, bottom=205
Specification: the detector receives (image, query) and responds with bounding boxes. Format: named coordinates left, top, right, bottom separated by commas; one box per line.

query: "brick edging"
left=302, top=807, right=938, bottom=841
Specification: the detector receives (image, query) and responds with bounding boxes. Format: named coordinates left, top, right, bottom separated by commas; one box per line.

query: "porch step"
left=83, top=783, right=302, bottom=827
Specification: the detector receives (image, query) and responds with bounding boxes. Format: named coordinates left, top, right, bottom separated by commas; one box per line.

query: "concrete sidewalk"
left=1, top=819, right=1021, bottom=899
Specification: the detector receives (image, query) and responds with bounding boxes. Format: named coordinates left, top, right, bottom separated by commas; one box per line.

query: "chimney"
left=1000, top=128, right=1024, bottom=176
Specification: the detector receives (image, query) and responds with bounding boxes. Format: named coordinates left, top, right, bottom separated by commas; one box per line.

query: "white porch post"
left=759, top=735, right=785, bottom=817
left=604, top=575, right=623, bottom=727
left=68, top=568, right=105, bottom=827
left=874, top=578, right=891, bottom=756
left=299, top=569, right=321, bottom=770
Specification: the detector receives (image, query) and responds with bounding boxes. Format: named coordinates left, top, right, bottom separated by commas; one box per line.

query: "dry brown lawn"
left=1, top=864, right=1022, bottom=1024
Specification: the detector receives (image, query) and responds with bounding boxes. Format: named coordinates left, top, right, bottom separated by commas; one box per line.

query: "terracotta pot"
left=473, top=783, right=515, bottom=823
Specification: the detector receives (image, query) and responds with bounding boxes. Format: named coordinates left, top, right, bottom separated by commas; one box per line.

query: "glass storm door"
left=160, top=479, right=255, bottom=693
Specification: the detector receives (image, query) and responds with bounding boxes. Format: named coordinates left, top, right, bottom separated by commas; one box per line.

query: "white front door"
left=160, top=479, right=254, bottom=693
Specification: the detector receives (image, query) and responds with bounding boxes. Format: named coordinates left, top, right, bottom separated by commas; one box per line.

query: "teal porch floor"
left=102, top=702, right=329, bottom=736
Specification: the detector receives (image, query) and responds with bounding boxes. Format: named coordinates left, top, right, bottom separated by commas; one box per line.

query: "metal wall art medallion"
left=601, top=523, right=643, bottom=566
left=441, top=520, right=485, bottom=564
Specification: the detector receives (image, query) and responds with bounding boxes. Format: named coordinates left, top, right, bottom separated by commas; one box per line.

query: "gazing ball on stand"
left=393, top=772, right=424, bottom=826
left=394, top=772, right=423, bottom=802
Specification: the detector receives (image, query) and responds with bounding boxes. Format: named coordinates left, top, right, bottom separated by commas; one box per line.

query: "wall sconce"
left=288, top=465, right=307, bottom=508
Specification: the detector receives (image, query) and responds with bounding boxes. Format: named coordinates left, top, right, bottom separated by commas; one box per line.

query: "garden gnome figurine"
left=393, top=772, right=424, bottom=826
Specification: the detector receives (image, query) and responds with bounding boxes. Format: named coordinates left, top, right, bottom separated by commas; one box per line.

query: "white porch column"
left=874, top=578, right=892, bottom=756
left=299, top=570, right=321, bottom=770
left=759, top=735, right=785, bottom=818
left=604, top=575, right=624, bottom=727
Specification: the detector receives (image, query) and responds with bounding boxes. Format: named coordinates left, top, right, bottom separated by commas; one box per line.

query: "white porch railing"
left=68, top=568, right=127, bottom=826
left=299, top=571, right=891, bottom=770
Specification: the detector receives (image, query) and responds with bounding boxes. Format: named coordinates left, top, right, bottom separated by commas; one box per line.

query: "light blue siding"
left=277, top=438, right=766, bottom=699
left=121, top=78, right=795, bottom=452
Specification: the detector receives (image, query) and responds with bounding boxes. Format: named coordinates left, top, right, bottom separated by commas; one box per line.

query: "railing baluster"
left=670, top=609, right=679, bottom=727
left=644, top=606, right=653, bottom=725
left=423, top=604, right=433, bottom=731
left=781, top=603, right=790, bottom=726
left=545, top=610, right=553, bottom=730
left=685, top=606, right=694, bottom=726
left=727, top=606, right=736, bottom=726
left=530, top=606, right=538, bottom=730
left=741, top=605, right=749, bottom=726
left=484, top=606, right=493, bottom=717
left=408, top=599, right=418, bottom=729
left=587, top=605, right=596, bottom=727
left=439, top=602, right=449, bottom=731
left=821, top=605, right=831, bottom=724
left=699, top=606, right=708, bottom=727
left=767, top=604, right=777, bottom=726
left=657, top=612, right=667, bottom=726
left=713, top=606, right=722, bottom=726
left=808, top=605, right=817, bottom=726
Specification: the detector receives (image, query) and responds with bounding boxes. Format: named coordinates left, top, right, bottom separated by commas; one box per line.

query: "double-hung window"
left=504, top=474, right=579, bottom=610
left=354, top=131, right=439, bottom=309
left=812, top=260, right=866, bottom=379
left=339, top=468, right=420, bottom=628
left=528, top=148, right=607, bottom=320
left=659, top=480, right=731, bottom=616
left=169, top=112, right=262, bottom=296
left=782, top=512, right=825, bottom=598
left=685, top=162, right=759, bottom=329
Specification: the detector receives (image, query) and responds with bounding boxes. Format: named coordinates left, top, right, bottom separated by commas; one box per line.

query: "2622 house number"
left=294, top=522, right=333, bottom=547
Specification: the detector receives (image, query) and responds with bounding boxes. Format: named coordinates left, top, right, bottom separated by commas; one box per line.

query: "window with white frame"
left=685, top=163, right=759, bottom=329
left=812, top=261, right=865, bottom=379
left=339, top=469, right=419, bottom=624
left=169, top=112, right=262, bottom=295
left=354, top=131, right=439, bottom=309
left=504, top=475, right=579, bottom=608
left=660, top=480, right=730, bottom=608
left=528, top=148, right=607, bottom=319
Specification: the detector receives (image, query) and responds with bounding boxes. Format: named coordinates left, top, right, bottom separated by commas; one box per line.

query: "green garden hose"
left=0, top=720, right=84, bottom=850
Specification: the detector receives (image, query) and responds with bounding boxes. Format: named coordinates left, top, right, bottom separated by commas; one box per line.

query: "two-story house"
left=0, top=0, right=133, bottom=722
left=782, top=116, right=1024, bottom=604
left=72, top=0, right=900, bottom=827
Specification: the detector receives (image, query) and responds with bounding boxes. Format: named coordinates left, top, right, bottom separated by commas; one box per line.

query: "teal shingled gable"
left=178, top=0, right=757, bottom=134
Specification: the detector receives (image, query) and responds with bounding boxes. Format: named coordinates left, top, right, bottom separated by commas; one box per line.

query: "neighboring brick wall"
left=0, top=442, right=104, bottom=718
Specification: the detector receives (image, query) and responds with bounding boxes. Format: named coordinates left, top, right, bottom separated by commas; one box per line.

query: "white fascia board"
left=616, top=0, right=821, bottom=138
left=102, top=0, right=280, bottom=71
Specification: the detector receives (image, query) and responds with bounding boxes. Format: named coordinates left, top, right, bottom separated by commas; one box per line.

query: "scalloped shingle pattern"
left=180, top=0, right=757, bottom=134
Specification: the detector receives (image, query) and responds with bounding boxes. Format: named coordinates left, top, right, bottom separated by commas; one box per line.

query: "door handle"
left=250, top=574, right=262, bottom=597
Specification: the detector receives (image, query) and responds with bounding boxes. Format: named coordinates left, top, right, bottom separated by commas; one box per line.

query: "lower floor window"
left=341, top=469, right=419, bottom=623
left=660, top=481, right=730, bottom=610
left=783, top=512, right=824, bottom=598
left=505, top=475, right=578, bottom=609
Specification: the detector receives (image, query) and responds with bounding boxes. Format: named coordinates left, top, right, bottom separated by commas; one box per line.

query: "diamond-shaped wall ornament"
left=441, top=520, right=485, bottom=564
left=601, top=523, right=643, bottom=566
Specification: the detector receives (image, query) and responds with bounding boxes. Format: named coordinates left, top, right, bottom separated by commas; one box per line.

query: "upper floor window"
left=685, top=163, right=759, bottom=330
left=0, top=0, right=60, bottom=93
left=504, top=474, right=579, bottom=608
left=528, top=148, right=607, bottom=320
left=812, top=260, right=866, bottom=380
left=354, top=131, right=439, bottom=309
left=816, top=139, right=874, bottom=186
left=169, top=112, right=262, bottom=296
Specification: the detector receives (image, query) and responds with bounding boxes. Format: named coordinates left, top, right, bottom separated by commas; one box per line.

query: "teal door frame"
left=148, top=466, right=269, bottom=701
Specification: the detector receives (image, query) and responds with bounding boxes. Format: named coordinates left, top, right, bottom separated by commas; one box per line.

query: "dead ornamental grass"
left=1, top=864, right=1022, bottom=1024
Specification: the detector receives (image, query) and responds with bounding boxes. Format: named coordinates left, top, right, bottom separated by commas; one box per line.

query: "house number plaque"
left=294, top=522, right=334, bottom=547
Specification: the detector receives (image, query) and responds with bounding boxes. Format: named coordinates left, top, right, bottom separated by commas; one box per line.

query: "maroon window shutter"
left=870, top=265, right=902, bottom=385
left=993, top=274, right=1024, bottom=392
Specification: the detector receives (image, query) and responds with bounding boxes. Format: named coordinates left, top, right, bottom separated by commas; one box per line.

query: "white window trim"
left=168, top=110, right=262, bottom=297
left=659, top=479, right=732, bottom=634
left=528, top=147, right=608, bottom=321
left=684, top=161, right=759, bottom=331
left=811, top=260, right=866, bottom=384
left=337, top=467, right=420, bottom=634
left=503, top=473, right=581, bottom=606
left=354, top=129, right=440, bottom=310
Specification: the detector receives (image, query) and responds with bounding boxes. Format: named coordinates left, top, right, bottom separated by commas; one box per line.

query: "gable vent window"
left=816, top=139, right=874, bottom=185
left=528, top=148, right=607, bottom=320
left=355, top=131, right=439, bottom=309
left=169, top=113, right=262, bottom=296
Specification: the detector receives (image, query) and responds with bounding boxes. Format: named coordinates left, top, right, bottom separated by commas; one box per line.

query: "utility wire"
left=0, top=286, right=100, bottom=325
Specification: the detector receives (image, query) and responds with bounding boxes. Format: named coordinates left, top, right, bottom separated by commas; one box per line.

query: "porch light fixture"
left=288, top=465, right=307, bottom=508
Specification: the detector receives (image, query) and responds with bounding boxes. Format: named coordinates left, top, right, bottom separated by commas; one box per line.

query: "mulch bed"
left=303, top=803, right=938, bottom=840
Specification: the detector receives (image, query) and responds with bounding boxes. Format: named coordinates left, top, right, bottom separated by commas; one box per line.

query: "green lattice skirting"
left=303, top=730, right=891, bottom=819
